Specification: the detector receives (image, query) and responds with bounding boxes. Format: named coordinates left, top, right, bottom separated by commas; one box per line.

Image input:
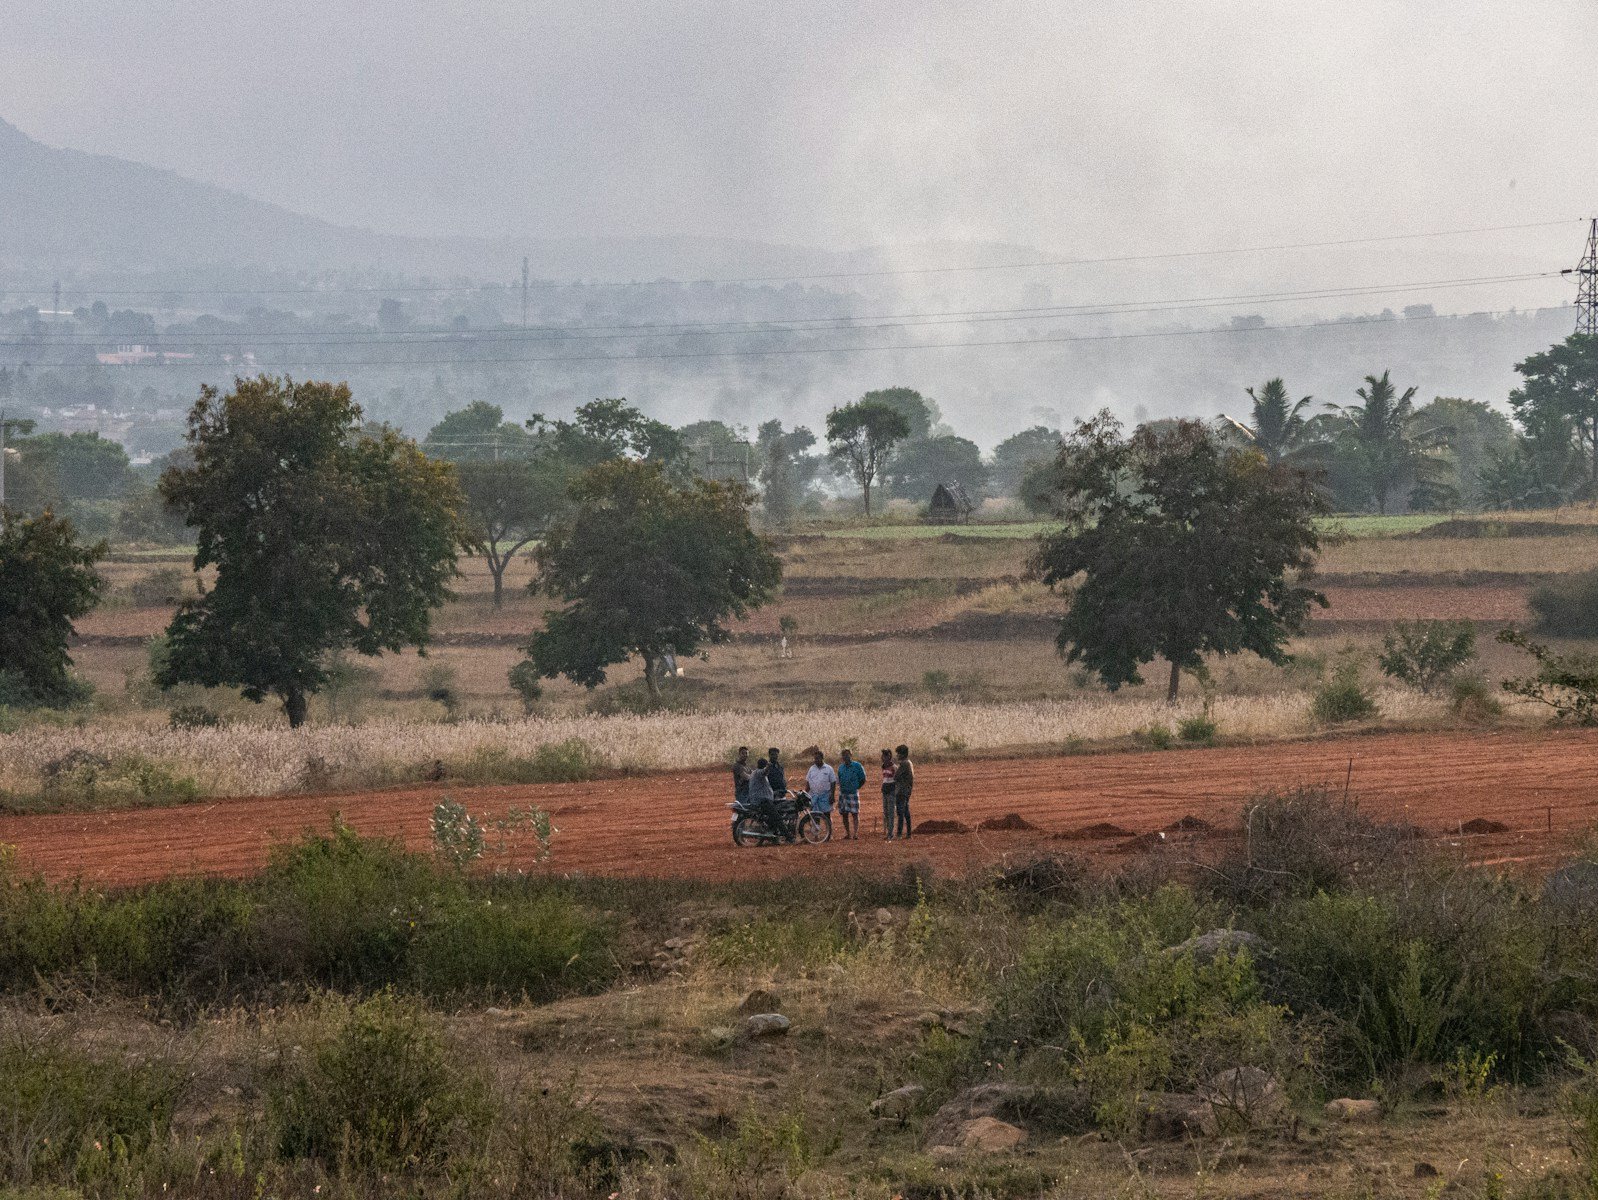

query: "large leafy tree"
left=158, top=377, right=467, bottom=727
left=1413, top=397, right=1516, bottom=509
left=0, top=508, right=105, bottom=707
left=1327, top=371, right=1449, bottom=513
left=826, top=400, right=911, bottom=516
left=1509, top=334, right=1598, bottom=499
left=990, top=426, right=1063, bottom=497
left=423, top=400, right=534, bottom=461
left=456, top=458, right=567, bottom=608
left=1029, top=413, right=1327, bottom=701
left=755, top=419, right=822, bottom=527
left=861, top=387, right=940, bottom=440
left=886, top=434, right=988, bottom=501
left=530, top=398, right=688, bottom=476
left=525, top=459, right=781, bottom=701
left=1239, top=378, right=1315, bottom=465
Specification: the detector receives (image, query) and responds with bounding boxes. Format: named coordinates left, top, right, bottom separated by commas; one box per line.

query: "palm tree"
left=1328, top=371, right=1450, bottom=513
left=1240, top=378, right=1315, bottom=464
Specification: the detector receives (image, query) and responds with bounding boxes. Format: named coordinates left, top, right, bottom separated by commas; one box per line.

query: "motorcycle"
left=729, top=789, right=832, bottom=846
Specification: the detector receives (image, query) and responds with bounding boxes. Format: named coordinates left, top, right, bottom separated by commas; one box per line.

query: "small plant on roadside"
left=419, top=661, right=459, bottom=719
left=1312, top=652, right=1378, bottom=724
left=1177, top=708, right=1218, bottom=745
left=1449, top=671, right=1503, bottom=721
left=940, top=732, right=969, bottom=753
left=1377, top=619, right=1477, bottom=694
left=430, top=797, right=554, bottom=869
left=264, top=990, right=492, bottom=1173
left=507, top=659, right=543, bottom=715
left=1499, top=628, right=1598, bottom=725
left=1142, top=724, right=1174, bottom=750
left=923, top=669, right=953, bottom=696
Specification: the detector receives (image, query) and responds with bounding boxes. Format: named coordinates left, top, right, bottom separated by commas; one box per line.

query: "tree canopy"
left=860, top=387, right=941, bottom=440
left=755, top=419, right=822, bottom=527
left=990, top=426, right=1063, bottom=496
left=1241, top=378, right=1315, bottom=465
left=1509, top=333, right=1598, bottom=499
left=1029, top=413, right=1327, bottom=700
left=826, top=399, right=911, bottom=516
left=886, top=434, right=988, bottom=502
left=1325, top=371, right=1449, bottom=513
left=0, top=507, right=105, bottom=707
left=524, top=459, right=781, bottom=701
left=423, top=400, right=534, bottom=461
left=158, top=376, right=467, bottom=727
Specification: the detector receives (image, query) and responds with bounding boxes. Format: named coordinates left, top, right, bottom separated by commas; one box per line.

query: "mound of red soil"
left=978, top=813, right=1039, bottom=832
left=914, top=819, right=971, bottom=835
left=1163, top=814, right=1213, bottom=833
left=1459, top=817, right=1511, bottom=835
left=1057, top=821, right=1134, bottom=840
left=1115, top=830, right=1168, bottom=853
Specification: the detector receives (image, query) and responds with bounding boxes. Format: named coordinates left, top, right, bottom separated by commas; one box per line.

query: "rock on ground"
left=744, top=1013, right=791, bottom=1038
left=1324, top=1098, right=1381, bottom=1122
left=869, top=1084, right=925, bottom=1120
left=923, top=1082, right=1092, bottom=1149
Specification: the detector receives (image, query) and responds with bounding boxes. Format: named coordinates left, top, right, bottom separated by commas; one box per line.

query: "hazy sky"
left=5, top=0, right=1597, bottom=266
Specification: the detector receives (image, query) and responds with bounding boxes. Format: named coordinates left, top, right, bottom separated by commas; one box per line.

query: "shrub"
left=1177, top=712, right=1217, bottom=744
left=1449, top=671, right=1503, bottom=720
left=1141, top=723, right=1174, bottom=750
left=264, top=991, right=492, bottom=1173
left=1311, top=654, right=1378, bottom=724
left=1529, top=570, right=1598, bottom=637
left=118, top=565, right=192, bottom=608
left=0, top=1027, right=187, bottom=1182
left=167, top=703, right=220, bottom=730
left=1500, top=628, right=1598, bottom=724
left=922, top=669, right=953, bottom=695
left=38, top=751, right=200, bottom=810
left=412, top=890, right=614, bottom=1001
left=507, top=659, right=543, bottom=714
left=430, top=797, right=554, bottom=869
left=1378, top=619, right=1477, bottom=693
left=1212, top=786, right=1405, bottom=906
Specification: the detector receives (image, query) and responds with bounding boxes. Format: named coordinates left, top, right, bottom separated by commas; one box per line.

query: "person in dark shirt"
left=893, top=744, right=914, bottom=840
left=732, top=746, right=751, bottom=805
left=766, top=747, right=787, bottom=797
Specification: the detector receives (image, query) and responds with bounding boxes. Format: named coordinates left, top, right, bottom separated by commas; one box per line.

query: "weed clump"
left=1311, top=654, right=1378, bottom=724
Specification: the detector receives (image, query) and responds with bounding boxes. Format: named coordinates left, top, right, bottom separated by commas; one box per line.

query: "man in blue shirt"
left=836, top=747, right=865, bottom=840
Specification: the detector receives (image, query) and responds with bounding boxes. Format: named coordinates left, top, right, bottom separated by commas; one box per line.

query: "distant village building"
left=927, top=482, right=974, bottom=525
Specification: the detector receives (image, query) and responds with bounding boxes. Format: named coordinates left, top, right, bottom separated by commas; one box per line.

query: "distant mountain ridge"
left=0, top=117, right=1054, bottom=288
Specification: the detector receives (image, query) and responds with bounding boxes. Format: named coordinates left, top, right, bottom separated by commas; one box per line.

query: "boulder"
left=1142, top=1093, right=1219, bottom=1141
left=1201, top=1066, right=1283, bottom=1125
left=954, top=1117, right=1027, bottom=1152
left=869, top=1084, right=926, bottom=1120
left=738, top=988, right=782, bottom=1015
left=923, top=1083, right=1092, bottom=1148
left=1166, top=929, right=1269, bottom=964
left=744, top=1013, right=791, bottom=1038
left=1324, top=1098, right=1381, bottom=1122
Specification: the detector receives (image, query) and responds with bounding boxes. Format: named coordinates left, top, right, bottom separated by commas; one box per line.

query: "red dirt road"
left=3, top=728, right=1597, bottom=887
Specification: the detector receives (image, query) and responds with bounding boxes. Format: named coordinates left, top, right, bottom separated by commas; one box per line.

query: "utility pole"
left=521, top=256, right=530, bottom=330
left=1575, top=218, right=1598, bottom=335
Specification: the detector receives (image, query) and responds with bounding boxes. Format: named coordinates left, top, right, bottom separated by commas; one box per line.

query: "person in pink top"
left=879, top=748, right=897, bottom=841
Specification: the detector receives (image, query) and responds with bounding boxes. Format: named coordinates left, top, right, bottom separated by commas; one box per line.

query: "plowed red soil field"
left=4, top=728, right=1597, bottom=887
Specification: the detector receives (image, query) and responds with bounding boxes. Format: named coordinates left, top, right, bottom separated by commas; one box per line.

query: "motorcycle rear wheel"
left=798, top=813, right=832, bottom=845
left=732, top=815, right=767, bottom=847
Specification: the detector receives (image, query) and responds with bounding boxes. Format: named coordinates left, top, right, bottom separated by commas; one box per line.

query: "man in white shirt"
left=805, top=748, right=839, bottom=841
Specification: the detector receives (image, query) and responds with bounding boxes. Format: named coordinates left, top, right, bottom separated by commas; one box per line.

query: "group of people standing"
left=732, top=744, right=915, bottom=842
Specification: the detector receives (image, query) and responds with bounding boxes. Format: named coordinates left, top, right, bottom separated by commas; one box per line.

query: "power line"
left=0, top=270, right=1562, bottom=348
left=1573, top=218, right=1598, bottom=335
left=53, top=302, right=1575, bottom=370
left=0, top=217, right=1579, bottom=298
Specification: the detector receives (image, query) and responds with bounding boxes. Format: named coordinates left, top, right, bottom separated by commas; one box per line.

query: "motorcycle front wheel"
left=797, top=813, right=832, bottom=845
left=732, top=815, right=768, bottom=847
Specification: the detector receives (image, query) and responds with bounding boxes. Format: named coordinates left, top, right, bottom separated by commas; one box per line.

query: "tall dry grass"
left=0, top=689, right=1449, bottom=801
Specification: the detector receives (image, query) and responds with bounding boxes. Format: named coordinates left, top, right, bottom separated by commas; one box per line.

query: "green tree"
left=1327, top=371, right=1449, bottom=513
left=755, top=420, right=821, bottom=528
left=525, top=459, right=781, bottom=702
left=1029, top=413, right=1327, bottom=701
left=861, top=387, right=940, bottom=440
left=529, top=398, right=687, bottom=475
left=12, top=431, right=136, bottom=503
left=423, top=401, right=534, bottom=461
left=1509, top=333, right=1598, bottom=499
left=826, top=400, right=911, bottom=516
left=1239, top=378, right=1316, bottom=464
left=1413, top=397, right=1516, bottom=509
left=157, top=377, right=467, bottom=727
left=457, top=457, right=567, bottom=607
left=886, top=434, right=988, bottom=501
left=0, top=507, right=105, bottom=707
left=990, top=426, right=1063, bottom=496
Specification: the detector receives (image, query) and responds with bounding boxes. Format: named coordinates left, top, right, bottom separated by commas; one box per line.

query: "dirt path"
left=2, top=728, right=1595, bottom=887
